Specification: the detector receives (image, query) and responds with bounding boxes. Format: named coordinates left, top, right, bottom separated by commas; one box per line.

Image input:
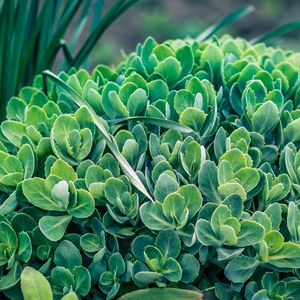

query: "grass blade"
left=68, top=0, right=93, bottom=53
left=38, top=0, right=82, bottom=72
left=109, top=116, right=194, bottom=134
left=43, top=70, right=153, bottom=201
left=196, top=5, right=254, bottom=42
left=17, top=0, right=51, bottom=86
left=71, top=0, right=139, bottom=68
left=0, top=0, right=15, bottom=119
left=60, top=40, right=74, bottom=66
left=8, top=1, right=30, bottom=98
left=250, top=19, right=300, bottom=44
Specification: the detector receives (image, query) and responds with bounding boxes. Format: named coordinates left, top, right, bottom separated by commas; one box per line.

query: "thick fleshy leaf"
left=21, top=267, right=53, bottom=300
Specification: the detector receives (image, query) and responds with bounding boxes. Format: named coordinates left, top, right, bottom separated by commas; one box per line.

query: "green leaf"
left=162, top=193, right=188, bottom=227
left=0, top=221, right=18, bottom=252
left=264, top=230, right=284, bottom=255
left=140, top=201, right=173, bottom=231
left=119, top=288, right=203, bottom=300
left=284, top=119, right=300, bottom=144
left=61, top=291, right=78, bottom=300
left=198, top=161, right=222, bottom=203
left=287, top=202, right=299, bottom=241
left=218, top=181, right=247, bottom=201
left=234, top=168, right=260, bottom=192
left=23, top=178, right=67, bottom=211
left=17, top=144, right=35, bottom=179
left=17, top=232, right=32, bottom=263
left=132, top=235, right=155, bottom=263
left=0, top=261, right=22, bottom=291
left=73, top=266, right=91, bottom=296
left=127, top=88, right=147, bottom=116
left=144, top=245, right=164, bottom=271
left=224, top=255, right=260, bottom=283
left=196, top=219, right=221, bottom=247
left=178, top=254, right=200, bottom=284
left=211, top=205, right=231, bottom=234
left=104, top=177, right=128, bottom=206
left=21, top=267, right=53, bottom=300
left=161, top=257, right=182, bottom=282
left=179, top=108, right=206, bottom=133
left=154, top=57, right=182, bottom=85
left=155, top=229, right=181, bottom=259
left=109, top=252, right=125, bottom=276
left=54, top=240, right=82, bottom=270
left=134, top=271, right=164, bottom=284
left=50, top=266, right=75, bottom=293
left=80, top=233, right=102, bottom=253
left=252, top=101, right=279, bottom=136
left=236, top=220, right=265, bottom=247
left=50, top=159, right=77, bottom=181
left=39, top=215, right=72, bottom=242
left=1, top=120, right=26, bottom=147
left=67, top=189, right=95, bottom=218
left=154, top=173, right=179, bottom=202
left=177, top=184, right=203, bottom=219
left=267, top=242, right=300, bottom=268
left=174, top=90, right=194, bottom=115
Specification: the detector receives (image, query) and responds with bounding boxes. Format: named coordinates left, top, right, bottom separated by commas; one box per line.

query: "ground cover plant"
left=0, top=0, right=138, bottom=121
left=1, top=31, right=300, bottom=299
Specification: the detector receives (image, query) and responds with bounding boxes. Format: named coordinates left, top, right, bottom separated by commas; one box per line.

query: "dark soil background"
left=73, top=0, right=300, bottom=68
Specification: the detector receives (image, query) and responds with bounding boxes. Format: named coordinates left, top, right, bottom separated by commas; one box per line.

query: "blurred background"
left=89, top=0, right=300, bottom=67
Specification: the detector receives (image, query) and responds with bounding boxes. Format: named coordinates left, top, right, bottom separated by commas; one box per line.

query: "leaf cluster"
left=1, top=35, right=300, bottom=299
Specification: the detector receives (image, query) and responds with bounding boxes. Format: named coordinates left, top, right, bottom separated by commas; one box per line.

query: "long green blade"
left=38, top=0, right=82, bottom=72
left=109, top=116, right=194, bottom=134
left=43, top=70, right=153, bottom=201
left=197, top=5, right=254, bottom=42
left=0, top=0, right=15, bottom=119
left=71, top=0, right=139, bottom=68
left=251, top=19, right=300, bottom=44
left=8, top=0, right=30, bottom=98
left=17, top=0, right=51, bottom=87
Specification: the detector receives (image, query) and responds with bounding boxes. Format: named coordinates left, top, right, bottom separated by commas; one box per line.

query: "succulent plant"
left=1, top=35, right=300, bottom=299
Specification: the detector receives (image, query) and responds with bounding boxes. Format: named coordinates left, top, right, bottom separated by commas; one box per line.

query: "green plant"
left=1, top=32, right=300, bottom=299
left=0, top=0, right=138, bottom=121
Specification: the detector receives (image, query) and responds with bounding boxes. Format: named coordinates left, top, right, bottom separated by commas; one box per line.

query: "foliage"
left=1, top=34, right=300, bottom=299
left=0, top=0, right=138, bottom=121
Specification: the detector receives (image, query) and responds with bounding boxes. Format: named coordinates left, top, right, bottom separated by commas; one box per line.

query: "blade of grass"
left=17, top=0, right=51, bottom=87
left=83, top=0, right=106, bottom=69
left=0, top=0, right=9, bottom=104
left=68, top=0, right=93, bottom=52
left=21, top=0, right=39, bottom=85
left=60, top=40, right=74, bottom=66
left=71, top=0, right=139, bottom=68
left=43, top=70, right=153, bottom=201
left=8, top=1, right=30, bottom=98
left=0, top=0, right=15, bottom=119
left=91, top=0, right=106, bottom=32
left=109, top=116, right=195, bottom=134
left=37, top=0, right=82, bottom=72
left=36, top=0, right=56, bottom=65
left=196, top=5, right=254, bottom=42
left=250, top=19, right=300, bottom=44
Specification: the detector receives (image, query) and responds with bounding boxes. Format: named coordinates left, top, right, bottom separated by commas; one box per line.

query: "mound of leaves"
left=1, top=35, right=300, bottom=300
